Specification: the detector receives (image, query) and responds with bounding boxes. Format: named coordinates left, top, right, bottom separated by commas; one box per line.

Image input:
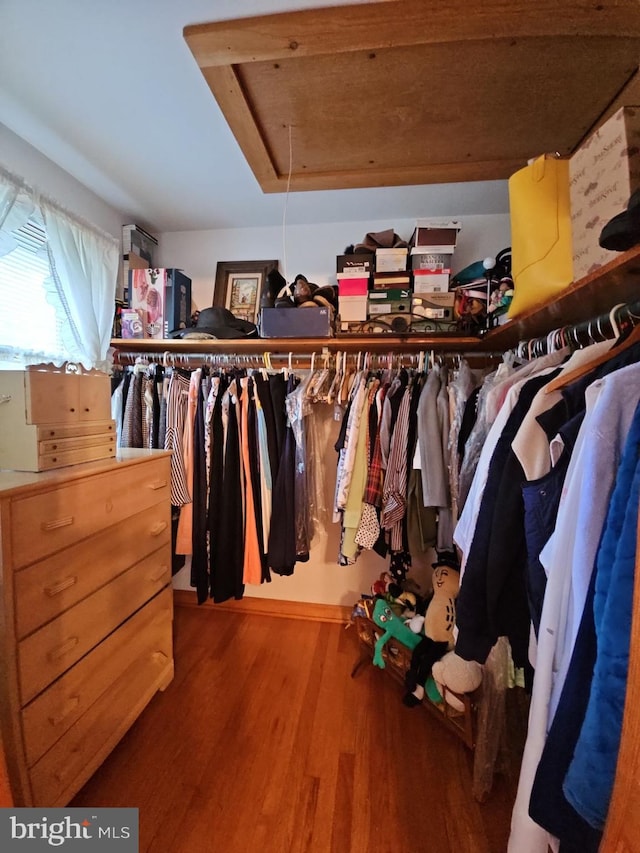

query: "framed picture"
left=213, top=260, right=278, bottom=323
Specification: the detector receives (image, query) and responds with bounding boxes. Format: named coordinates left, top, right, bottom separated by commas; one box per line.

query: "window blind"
left=0, top=216, right=65, bottom=363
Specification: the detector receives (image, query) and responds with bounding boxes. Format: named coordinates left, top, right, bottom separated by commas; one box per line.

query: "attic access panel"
left=184, top=1, right=640, bottom=194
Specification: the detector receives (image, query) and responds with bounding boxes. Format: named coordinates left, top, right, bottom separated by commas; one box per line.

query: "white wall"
left=166, top=213, right=511, bottom=606
left=158, top=215, right=510, bottom=312
left=0, top=122, right=124, bottom=239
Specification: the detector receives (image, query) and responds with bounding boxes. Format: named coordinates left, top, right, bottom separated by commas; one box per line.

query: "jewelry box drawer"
left=9, top=456, right=171, bottom=569
left=14, top=502, right=170, bottom=639
left=18, top=549, right=171, bottom=704
left=22, top=587, right=173, bottom=769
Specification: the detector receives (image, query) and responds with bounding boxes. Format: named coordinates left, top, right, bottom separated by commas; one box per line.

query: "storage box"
left=121, top=309, right=145, bottom=339
left=412, top=291, right=455, bottom=322
left=411, top=219, right=461, bottom=252
left=129, top=268, right=192, bottom=339
left=367, top=296, right=412, bottom=317
left=372, top=272, right=412, bottom=290
left=122, top=224, right=158, bottom=265
left=260, top=307, right=333, bottom=337
left=570, top=105, right=640, bottom=279
left=413, top=270, right=451, bottom=294
left=411, top=252, right=453, bottom=272
left=338, top=296, right=368, bottom=322
left=337, top=274, right=369, bottom=296
left=337, top=254, right=374, bottom=274
left=375, top=248, right=408, bottom=272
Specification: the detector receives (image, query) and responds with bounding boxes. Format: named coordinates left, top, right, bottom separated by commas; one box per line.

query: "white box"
left=570, top=105, right=640, bottom=280
left=375, top=248, right=408, bottom=272
left=339, top=295, right=368, bottom=321
left=413, top=270, right=451, bottom=294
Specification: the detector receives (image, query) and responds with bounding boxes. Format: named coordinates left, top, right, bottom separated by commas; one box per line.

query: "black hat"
left=431, top=551, right=460, bottom=571
left=599, top=190, right=640, bottom=252
left=169, top=306, right=258, bottom=339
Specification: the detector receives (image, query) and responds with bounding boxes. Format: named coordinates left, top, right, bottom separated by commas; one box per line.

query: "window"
left=0, top=214, right=66, bottom=366
left=0, top=167, right=120, bottom=371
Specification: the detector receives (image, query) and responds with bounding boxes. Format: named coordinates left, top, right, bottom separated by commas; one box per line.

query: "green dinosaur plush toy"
left=371, top=598, right=421, bottom=668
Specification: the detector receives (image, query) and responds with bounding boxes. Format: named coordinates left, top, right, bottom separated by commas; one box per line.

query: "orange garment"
left=175, top=369, right=200, bottom=554
left=240, top=378, right=262, bottom=585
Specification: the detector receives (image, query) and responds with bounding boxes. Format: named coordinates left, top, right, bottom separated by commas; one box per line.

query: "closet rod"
left=510, top=299, right=640, bottom=359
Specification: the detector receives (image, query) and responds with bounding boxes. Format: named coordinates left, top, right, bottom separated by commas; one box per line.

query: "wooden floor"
left=71, top=604, right=523, bottom=852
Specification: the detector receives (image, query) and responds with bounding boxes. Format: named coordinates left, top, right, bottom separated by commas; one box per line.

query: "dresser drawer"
left=10, top=456, right=171, bottom=569
left=14, top=502, right=170, bottom=639
left=22, top=587, right=172, bottom=769
left=18, top=549, right=170, bottom=704
left=26, top=370, right=111, bottom=425
left=29, top=606, right=173, bottom=806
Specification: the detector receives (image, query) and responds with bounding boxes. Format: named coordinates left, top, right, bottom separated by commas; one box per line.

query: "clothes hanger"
left=544, top=304, right=637, bottom=394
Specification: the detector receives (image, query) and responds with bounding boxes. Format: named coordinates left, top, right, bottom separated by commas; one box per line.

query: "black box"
left=337, top=254, right=375, bottom=274
left=260, top=307, right=333, bottom=338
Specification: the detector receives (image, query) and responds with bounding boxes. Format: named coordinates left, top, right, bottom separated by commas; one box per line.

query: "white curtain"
left=0, top=166, right=119, bottom=371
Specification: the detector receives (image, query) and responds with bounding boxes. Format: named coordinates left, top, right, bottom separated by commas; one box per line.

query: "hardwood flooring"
left=71, top=604, right=523, bottom=852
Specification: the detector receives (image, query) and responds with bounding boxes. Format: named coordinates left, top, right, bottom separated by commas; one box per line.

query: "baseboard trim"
left=173, top=589, right=351, bottom=624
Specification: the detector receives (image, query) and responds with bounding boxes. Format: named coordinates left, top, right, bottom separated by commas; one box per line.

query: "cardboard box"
left=372, top=272, right=412, bottom=290
left=411, top=219, right=461, bottom=252
left=337, top=254, right=374, bottom=274
left=411, top=252, right=453, bottom=272
left=260, top=307, right=333, bottom=337
left=412, top=292, right=455, bottom=322
left=121, top=308, right=145, bottom=339
left=367, top=296, right=412, bottom=317
left=129, top=268, right=192, bottom=339
left=375, top=248, right=408, bottom=272
left=570, top=105, right=640, bottom=279
left=338, top=296, right=368, bottom=322
left=413, top=270, right=451, bottom=294
left=337, top=274, right=369, bottom=296
left=122, top=224, right=158, bottom=265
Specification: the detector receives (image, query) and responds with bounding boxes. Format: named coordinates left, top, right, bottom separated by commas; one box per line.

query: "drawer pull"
left=152, top=651, right=169, bottom=664
left=47, top=636, right=79, bottom=662
left=150, top=521, right=168, bottom=537
left=48, top=694, right=80, bottom=727
left=44, top=575, right=78, bottom=597
left=149, top=565, right=168, bottom=582
left=41, top=516, right=74, bottom=532
left=148, top=480, right=168, bottom=491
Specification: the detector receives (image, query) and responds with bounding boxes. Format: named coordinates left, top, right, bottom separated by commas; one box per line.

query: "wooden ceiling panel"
left=185, top=2, right=640, bottom=193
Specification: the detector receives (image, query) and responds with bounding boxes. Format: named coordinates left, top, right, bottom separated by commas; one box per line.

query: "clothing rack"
left=510, top=299, right=640, bottom=360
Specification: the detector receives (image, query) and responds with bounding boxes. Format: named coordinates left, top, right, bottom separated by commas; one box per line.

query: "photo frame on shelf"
left=213, top=260, right=278, bottom=324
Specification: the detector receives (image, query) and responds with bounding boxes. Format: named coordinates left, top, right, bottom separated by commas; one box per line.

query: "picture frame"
left=213, top=260, right=279, bottom=324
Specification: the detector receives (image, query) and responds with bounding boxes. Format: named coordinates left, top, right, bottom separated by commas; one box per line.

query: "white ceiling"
left=0, top=0, right=509, bottom=233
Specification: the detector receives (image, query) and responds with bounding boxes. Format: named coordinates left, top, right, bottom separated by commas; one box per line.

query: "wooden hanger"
left=544, top=311, right=640, bottom=394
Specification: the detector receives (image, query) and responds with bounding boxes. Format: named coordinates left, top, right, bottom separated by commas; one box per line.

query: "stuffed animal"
left=371, top=598, right=421, bottom=668
left=403, top=553, right=461, bottom=707
left=431, top=651, right=483, bottom=712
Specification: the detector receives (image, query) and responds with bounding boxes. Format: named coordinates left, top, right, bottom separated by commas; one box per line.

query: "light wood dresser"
left=0, top=449, right=174, bottom=806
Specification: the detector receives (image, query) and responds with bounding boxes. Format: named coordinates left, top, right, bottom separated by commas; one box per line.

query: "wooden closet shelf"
left=479, top=243, right=640, bottom=351
left=110, top=245, right=640, bottom=359
left=110, top=334, right=483, bottom=357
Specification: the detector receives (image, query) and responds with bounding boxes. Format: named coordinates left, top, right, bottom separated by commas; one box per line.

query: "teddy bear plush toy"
left=403, top=553, right=461, bottom=707
left=431, top=651, right=483, bottom=712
